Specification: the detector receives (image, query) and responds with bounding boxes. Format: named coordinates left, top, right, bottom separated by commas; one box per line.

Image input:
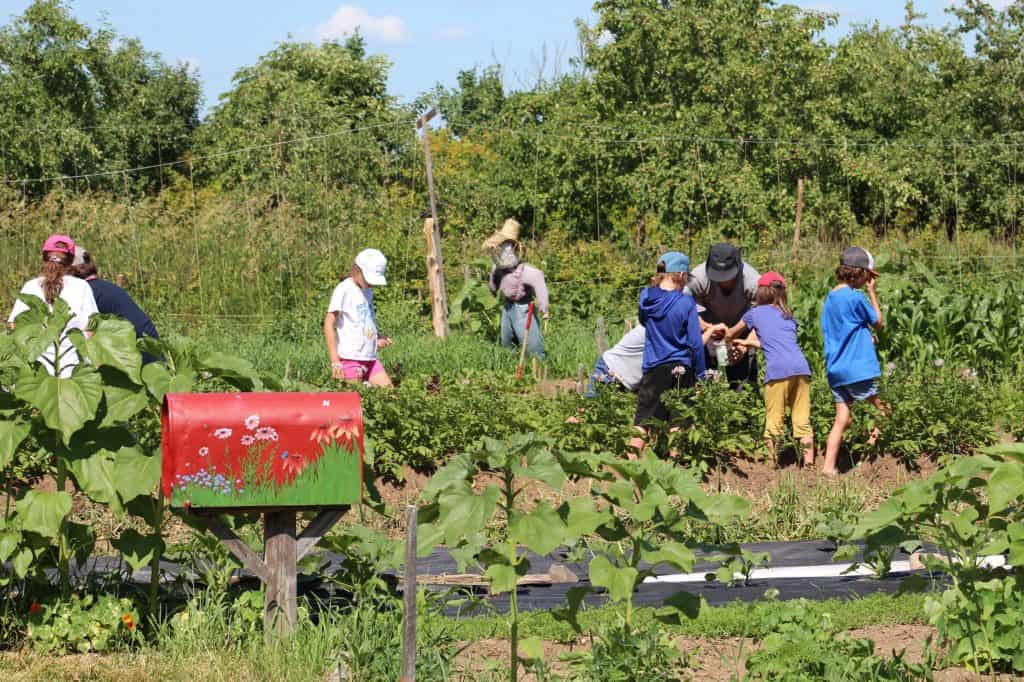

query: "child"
left=635, top=251, right=706, bottom=426
left=726, top=272, right=814, bottom=466
left=820, top=247, right=887, bottom=476
left=8, top=235, right=98, bottom=378
left=323, top=249, right=392, bottom=387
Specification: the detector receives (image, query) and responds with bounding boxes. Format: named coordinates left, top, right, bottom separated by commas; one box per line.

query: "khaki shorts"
left=763, top=375, right=813, bottom=440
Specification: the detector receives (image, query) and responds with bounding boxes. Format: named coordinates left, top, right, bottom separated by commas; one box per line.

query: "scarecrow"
left=485, top=218, right=549, bottom=361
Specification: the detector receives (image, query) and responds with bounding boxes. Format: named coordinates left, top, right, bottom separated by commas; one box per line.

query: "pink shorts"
left=341, top=359, right=385, bottom=381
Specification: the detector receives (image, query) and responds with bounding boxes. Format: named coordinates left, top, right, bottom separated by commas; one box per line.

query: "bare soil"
left=454, top=626, right=1023, bottom=681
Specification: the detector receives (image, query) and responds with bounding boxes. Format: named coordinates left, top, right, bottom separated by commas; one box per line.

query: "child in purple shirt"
left=726, top=272, right=814, bottom=466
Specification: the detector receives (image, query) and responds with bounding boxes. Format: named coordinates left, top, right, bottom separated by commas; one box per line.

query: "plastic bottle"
left=716, top=342, right=729, bottom=367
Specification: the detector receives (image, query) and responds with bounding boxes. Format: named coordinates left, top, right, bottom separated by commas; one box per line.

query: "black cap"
left=706, top=242, right=741, bottom=282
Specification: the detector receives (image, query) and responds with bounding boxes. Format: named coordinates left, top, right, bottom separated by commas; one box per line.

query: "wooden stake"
left=793, top=177, right=804, bottom=281
left=417, top=108, right=449, bottom=339
left=401, top=505, right=418, bottom=682
left=595, top=316, right=608, bottom=355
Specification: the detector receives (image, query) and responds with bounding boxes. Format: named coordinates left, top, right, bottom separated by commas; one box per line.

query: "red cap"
left=758, top=271, right=786, bottom=288
left=42, top=234, right=75, bottom=257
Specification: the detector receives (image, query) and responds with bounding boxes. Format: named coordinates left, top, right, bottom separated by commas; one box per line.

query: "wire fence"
left=3, top=119, right=1023, bottom=326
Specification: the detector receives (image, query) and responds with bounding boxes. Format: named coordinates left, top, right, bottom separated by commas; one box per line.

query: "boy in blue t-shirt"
left=820, top=247, right=888, bottom=476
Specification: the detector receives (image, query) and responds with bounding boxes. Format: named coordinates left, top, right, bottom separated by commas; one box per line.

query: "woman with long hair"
left=8, top=235, right=99, bottom=377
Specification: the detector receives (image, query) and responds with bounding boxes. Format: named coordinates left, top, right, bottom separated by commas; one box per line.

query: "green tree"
left=0, top=0, right=200, bottom=193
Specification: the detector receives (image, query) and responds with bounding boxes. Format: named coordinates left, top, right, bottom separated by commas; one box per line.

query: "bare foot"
left=820, top=467, right=839, bottom=477
left=565, top=415, right=581, bottom=424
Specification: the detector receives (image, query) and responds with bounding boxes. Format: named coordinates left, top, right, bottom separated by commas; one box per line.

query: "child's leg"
left=762, top=379, right=787, bottom=465
left=367, top=360, right=392, bottom=387
left=823, top=400, right=853, bottom=475
left=790, top=377, right=814, bottom=465
left=864, top=394, right=888, bottom=446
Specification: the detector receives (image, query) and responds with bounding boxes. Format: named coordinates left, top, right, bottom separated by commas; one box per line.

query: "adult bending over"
left=686, top=242, right=760, bottom=387
left=8, top=235, right=98, bottom=377
left=71, top=247, right=161, bottom=364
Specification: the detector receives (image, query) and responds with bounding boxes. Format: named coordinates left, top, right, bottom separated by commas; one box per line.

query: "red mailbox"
left=162, top=392, right=363, bottom=510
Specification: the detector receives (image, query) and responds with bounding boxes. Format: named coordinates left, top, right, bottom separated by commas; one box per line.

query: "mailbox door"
left=162, top=392, right=363, bottom=509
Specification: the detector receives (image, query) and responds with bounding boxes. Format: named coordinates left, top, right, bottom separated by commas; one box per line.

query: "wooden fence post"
left=263, top=510, right=297, bottom=640
left=595, top=316, right=608, bottom=355
left=401, top=505, right=418, bottom=681
left=417, top=109, right=449, bottom=339
left=793, top=177, right=804, bottom=282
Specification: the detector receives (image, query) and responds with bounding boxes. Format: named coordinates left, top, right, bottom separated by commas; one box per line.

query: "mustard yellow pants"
left=764, top=376, right=813, bottom=440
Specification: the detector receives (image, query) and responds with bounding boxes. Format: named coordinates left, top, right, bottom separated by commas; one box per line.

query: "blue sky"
left=0, top=1, right=1006, bottom=114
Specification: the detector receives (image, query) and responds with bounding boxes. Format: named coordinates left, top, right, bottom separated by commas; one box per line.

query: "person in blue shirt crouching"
left=634, top=251, right=706, bottom=429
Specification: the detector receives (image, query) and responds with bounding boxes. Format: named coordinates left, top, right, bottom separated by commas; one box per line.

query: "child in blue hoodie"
left=635, top=252, right=707, bottom=426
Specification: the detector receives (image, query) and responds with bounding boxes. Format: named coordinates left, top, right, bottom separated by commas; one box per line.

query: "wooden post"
left=264, top=510, right=297, bottom=639
left=595, top=316, right=608, bottom=355
left=195, top=508, right=347, bottom=641
left=401, top=505, right=418, bottom=682
left=417, top=108, right=449, bottom=339
left=793, top=177, right=804, bottom=281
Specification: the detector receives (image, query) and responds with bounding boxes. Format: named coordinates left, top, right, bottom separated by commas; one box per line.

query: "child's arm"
left=734, top=329, right=761, bottom=350
left=323, top=312, right=344, bottom=379
left=865, top=277, right=883, bottom=328
left=687, top=303, right=707, bottom=378
left=725, top=320, right=748, bottom=341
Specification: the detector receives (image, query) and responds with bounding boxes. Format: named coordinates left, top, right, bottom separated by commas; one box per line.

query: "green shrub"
left=744, top=597, right=933, bottom=681
left=26, top=594, right=140, bottom=654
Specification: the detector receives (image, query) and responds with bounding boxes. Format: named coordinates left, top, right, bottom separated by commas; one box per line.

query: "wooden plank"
left=401, top=505, right=418, bottom=682
left=197, top=513, right=270, bottom=583
left=402, top=564, right=579, bottom=588
left=264, top=511, right=297, bottom=638
left=295, top=508, right=348, bottom=561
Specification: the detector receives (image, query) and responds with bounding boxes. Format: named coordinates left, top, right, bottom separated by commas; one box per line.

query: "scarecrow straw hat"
left=482, top=218, right=521, bottom=251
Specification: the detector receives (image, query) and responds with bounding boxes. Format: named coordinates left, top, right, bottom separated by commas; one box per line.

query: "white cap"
left=355, top=248, right=387, bottom=286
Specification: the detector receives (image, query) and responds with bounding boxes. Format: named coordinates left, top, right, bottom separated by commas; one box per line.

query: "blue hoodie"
left=638, top=287, right=707, bottom=376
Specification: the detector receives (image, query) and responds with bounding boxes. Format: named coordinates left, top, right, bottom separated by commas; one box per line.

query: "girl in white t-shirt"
left=323, top=249, right=392, bottom=386
left=8, top=234, right=99, bottom=378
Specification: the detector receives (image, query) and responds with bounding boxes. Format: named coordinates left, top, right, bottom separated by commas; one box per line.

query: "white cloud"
left=436, top=25, right=469, bottom=41
left=316, top=6, right=408, bottom=43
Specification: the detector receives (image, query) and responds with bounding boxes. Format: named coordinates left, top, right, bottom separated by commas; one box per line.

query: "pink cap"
left=758, top=271, right=786, bottom=288
left=42, top=234, right=76, bottom=257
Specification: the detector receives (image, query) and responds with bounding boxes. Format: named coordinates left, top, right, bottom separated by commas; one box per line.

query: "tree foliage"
left=0, top=0, right=200, bottom=193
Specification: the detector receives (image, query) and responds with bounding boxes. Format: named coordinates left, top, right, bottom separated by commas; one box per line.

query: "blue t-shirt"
left=820, top=286, right=880, bottom=388
left=741, top=305, right=811, bottom=384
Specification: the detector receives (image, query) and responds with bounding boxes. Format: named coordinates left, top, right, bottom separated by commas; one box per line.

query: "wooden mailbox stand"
left=194, top=507, right=348, bottom=639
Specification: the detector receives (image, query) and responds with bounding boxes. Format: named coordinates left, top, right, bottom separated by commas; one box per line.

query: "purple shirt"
left=742, top=305, right=812, bottom=384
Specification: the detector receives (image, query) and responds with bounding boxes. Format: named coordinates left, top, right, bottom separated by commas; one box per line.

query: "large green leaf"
left=67, top=448, right=119, bottom=510
left=510, top=502, right=566, bottom=556
left=0, top=530, right=22, bottom=562
left=560, top=497, right=608, bottom=539
left=0, top=421, right=30, bottom=470
left=15, top=366, right=103, bottom=444
left=99, top=367, right=148, bottom=427
left=84, top=318, right=142, bottom=384
left=113, top=447, right=161, bottom=502
left=141, top=362, right=172, bottom=404
left=10, top=295, right=70, bottom=364
left=589, top=555, right=638, bottom=602
left=988, top=461, right=1024, bottom=513
left=485, top=559, right=527, bottom=594
left=644, top=541, right=696, bottom=573
left=15, top=490, right=72, bottom=538
left=197, top=351, right=263, bottom=391
left=518, top=445, right=565, bottom=489
left=112, top=528, right=165, bottom=573
left=438, top=484, right=499, bottom=546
